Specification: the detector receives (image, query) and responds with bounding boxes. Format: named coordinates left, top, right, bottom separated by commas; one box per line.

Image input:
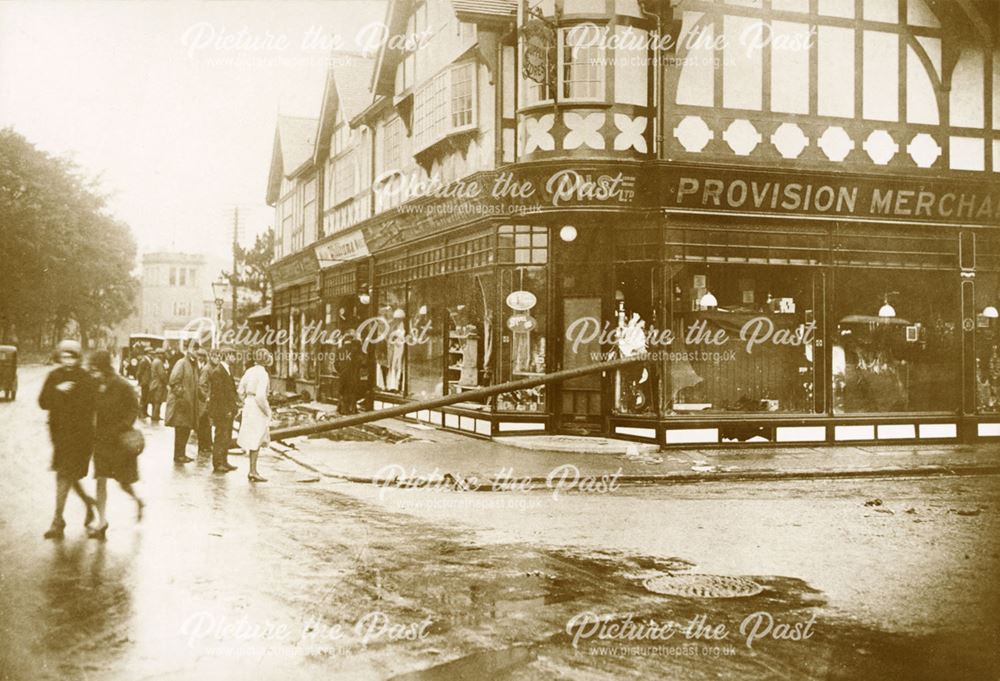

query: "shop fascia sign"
left=362, top=163, right=1000, bottom=252
left=269, top=249, right=319, bottom=288
left=314, top=230, right=369, bottom=267
left=665, top=166, right=1000, bottom=224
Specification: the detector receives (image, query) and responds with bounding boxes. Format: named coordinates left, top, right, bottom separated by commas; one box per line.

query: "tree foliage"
left=0, top=128, right=138, bottom=348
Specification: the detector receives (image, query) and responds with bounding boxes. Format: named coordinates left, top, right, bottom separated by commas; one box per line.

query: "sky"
left=0, top=0, right=386, bottom=261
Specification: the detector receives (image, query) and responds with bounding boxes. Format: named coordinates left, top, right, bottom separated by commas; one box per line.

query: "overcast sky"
left=0, top=0, right=385, bottom=261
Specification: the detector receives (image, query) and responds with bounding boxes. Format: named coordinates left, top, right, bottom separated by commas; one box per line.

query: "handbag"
left=120, top=428, right=145, bottom=456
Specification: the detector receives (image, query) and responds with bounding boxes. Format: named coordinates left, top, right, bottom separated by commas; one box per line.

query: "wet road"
left=2, top=364, right=999, bottom=680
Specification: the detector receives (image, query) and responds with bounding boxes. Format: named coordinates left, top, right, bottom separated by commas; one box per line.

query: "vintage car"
left=0, top=345, right=17, bottom=401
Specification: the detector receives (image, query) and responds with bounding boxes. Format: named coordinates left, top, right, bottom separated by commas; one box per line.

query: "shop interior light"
left=878, top=297, right=896, bottom=318
left=699, top=291, right=718, bottom=309
left=358, top=292, right=371, bottom=305
left=559, top=225, right=578, bottom=242
left=983, top=305, right=999, bottom=318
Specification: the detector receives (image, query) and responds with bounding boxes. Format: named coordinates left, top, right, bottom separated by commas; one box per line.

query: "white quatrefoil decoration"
left=770, top=123, right=809, bottom=159
left=723, top=119, right=761, bottom=156
left=524, top=114, right=555, bottom=154
left=863, top=130, right=899, bottom=165
left=673, top=116, right=713, bottom=153
left=613, top=114, right=648, bottom=153
left=563, top=112, right=606, bottom=150
left=907, top=133, right=942, bottom=168
left=818, top=126, right=854, bottom=162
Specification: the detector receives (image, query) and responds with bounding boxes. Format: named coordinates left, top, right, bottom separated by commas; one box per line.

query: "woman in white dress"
left=237, top=348, right=273, bottom=482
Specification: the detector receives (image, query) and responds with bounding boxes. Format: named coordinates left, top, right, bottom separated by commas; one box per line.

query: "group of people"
left=40, top=339, right=275, bottom=540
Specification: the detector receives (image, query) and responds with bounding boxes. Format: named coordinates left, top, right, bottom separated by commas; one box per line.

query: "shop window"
left=666, top=264, right=817, bottom=416
left=612, top=263, right=658, bottom=416
left=974, top=272, right=1000, bottom=413
left=497, top=267, right=548, bottom=412
left=832, top=269, right=958, bottom=413
left=406, top=280, right=446, bottom=400
left=374, top=288, right=407, bottom=393
left=446, top=272, right=495, bottom=402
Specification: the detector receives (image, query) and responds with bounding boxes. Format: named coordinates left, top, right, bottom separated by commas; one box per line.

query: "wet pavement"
left=1, top=364, right=999, bottom=680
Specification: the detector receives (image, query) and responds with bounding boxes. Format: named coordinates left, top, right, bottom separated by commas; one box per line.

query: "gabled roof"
left=314, top=53, right=377, bottom=164
left=265, top=115, right=318, bottom=205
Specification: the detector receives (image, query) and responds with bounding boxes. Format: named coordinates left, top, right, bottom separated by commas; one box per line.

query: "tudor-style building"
left=267, top=0, right=1000, bottom=447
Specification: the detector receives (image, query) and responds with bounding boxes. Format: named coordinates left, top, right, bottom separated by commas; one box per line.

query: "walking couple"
left=40, top=340, right=144, bottom=540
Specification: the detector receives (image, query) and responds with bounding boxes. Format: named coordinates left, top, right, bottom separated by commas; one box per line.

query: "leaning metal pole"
left=270, top=355, right=647, bottom=441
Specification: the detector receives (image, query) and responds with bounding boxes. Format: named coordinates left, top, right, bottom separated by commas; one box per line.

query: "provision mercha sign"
left=360, top=162, right=1000, bottom=253
left=669, top=171, right=1000, bottom=222
left=315, top=230, right=369, bottom=265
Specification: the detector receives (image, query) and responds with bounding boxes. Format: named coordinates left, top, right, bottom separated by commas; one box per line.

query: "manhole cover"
left=643, top=574, right=764, bottom=598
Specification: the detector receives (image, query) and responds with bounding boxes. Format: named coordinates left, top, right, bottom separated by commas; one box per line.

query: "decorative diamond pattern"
left=863, top=130, right=899, bottom=165
left=770, top=123, right=809, bottom=159
left=723, top=119, right=762, bottom=156
left=673, top=116, right=714, bottom=153
left=907, top=133, right=941, bottom=168
left=563, top=112, right=606, bottom=150
left=613, top=114, right=648, bottom=153
left=524, top=114, right=555, bottom=154
left=818, top=126, right=854, bottom=162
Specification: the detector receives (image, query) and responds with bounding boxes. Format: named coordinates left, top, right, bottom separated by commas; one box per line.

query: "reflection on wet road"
left=1, top=365, right=998, bottom=680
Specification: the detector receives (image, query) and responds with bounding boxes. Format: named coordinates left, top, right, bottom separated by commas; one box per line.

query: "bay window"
left=412, top=62, right=478, bottom=153
left=561, top=27, right=605, bottom=101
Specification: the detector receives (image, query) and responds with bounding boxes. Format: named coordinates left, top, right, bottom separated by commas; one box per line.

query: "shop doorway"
left=559, top=296, right=604, bottom=434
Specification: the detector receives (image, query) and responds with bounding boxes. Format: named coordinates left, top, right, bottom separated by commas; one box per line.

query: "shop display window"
left=497, top=266, right=547, bottom=412
left=446, top=272, right=494, bottom=402
left=832, top=269, right=958, bottom=413
left=374, top=287, right=407, bottom=393
left=666, top=264, right=816, bottom=415
left=612, top=262, right=658, bottom=416
left=407, top=279, right=446, bottom=400
left=976, top=273, right=1000, bottom=414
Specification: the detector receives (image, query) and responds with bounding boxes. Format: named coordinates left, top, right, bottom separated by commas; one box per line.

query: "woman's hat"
left=56, top=339, right=82, bottom=357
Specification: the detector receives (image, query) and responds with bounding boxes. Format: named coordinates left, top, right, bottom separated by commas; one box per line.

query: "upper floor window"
left=169, top=267, right=176, bottom=286
left=383, top=116, right=406, bottom=173
left=412, top=62, right=478, bottom=153
left=332, top=123, right=350, bottom=157
left=334, top=150, right=357, bottom=205
left=561, top=27, right=604, bottom=101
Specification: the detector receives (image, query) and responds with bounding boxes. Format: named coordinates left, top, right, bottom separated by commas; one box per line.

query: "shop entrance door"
left=558, top=296, right=605, bottom=434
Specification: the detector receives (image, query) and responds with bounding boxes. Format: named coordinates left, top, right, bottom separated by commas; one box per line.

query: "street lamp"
left=211, top=275, right=230, bottom=348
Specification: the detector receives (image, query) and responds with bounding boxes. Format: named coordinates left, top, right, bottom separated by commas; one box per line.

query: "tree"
left=224, top=227, right=273, bottom=319
left=0, top=128, right=138, bottom=348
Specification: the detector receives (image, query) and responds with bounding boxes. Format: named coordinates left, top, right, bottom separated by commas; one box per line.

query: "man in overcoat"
left=165, top=341, right=200, bottom=463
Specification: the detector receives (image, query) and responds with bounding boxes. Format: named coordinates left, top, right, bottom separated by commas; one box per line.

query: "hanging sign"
left=506, top=290, right=537, bottom=311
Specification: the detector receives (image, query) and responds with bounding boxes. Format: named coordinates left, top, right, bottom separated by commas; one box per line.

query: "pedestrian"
left=148, top=349, right=167, bottom=422
left=38, top=339, right=99, bottom=539
left=135, top=345, right=152, bottom=418
left=335, top=334, right=364, bottom=415
left=237, top=348, right=273, bottom=483
left=207, top=347, right=239, bottom=473
left=88, top=350, right=144, bottom=539
left=165, top=340, right=200, bottom=464
left=196, top=349, right=212, bottom=455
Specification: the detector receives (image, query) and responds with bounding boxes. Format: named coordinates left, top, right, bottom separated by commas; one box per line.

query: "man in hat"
left=148, top=349, right=168, bottom=422
left=207, top=347, right=239, bottom=472
left=165, top=341, right=200, bottom=463
left=38, top=339, right=99, bottom=538
left=195, top=348, right=213, bottom=455
left=135, top=344, right=152, bottom=418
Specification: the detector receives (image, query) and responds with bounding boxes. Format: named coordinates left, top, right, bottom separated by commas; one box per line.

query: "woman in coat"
left=165, top=342, right=200, bottom=463
left=148, top=350, right=168, bottom=422
left=38, top=339, right=98, bottom=539
left=88, top=350, right=143, bottom=539
left=237, top=348, right=273, bottom=482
